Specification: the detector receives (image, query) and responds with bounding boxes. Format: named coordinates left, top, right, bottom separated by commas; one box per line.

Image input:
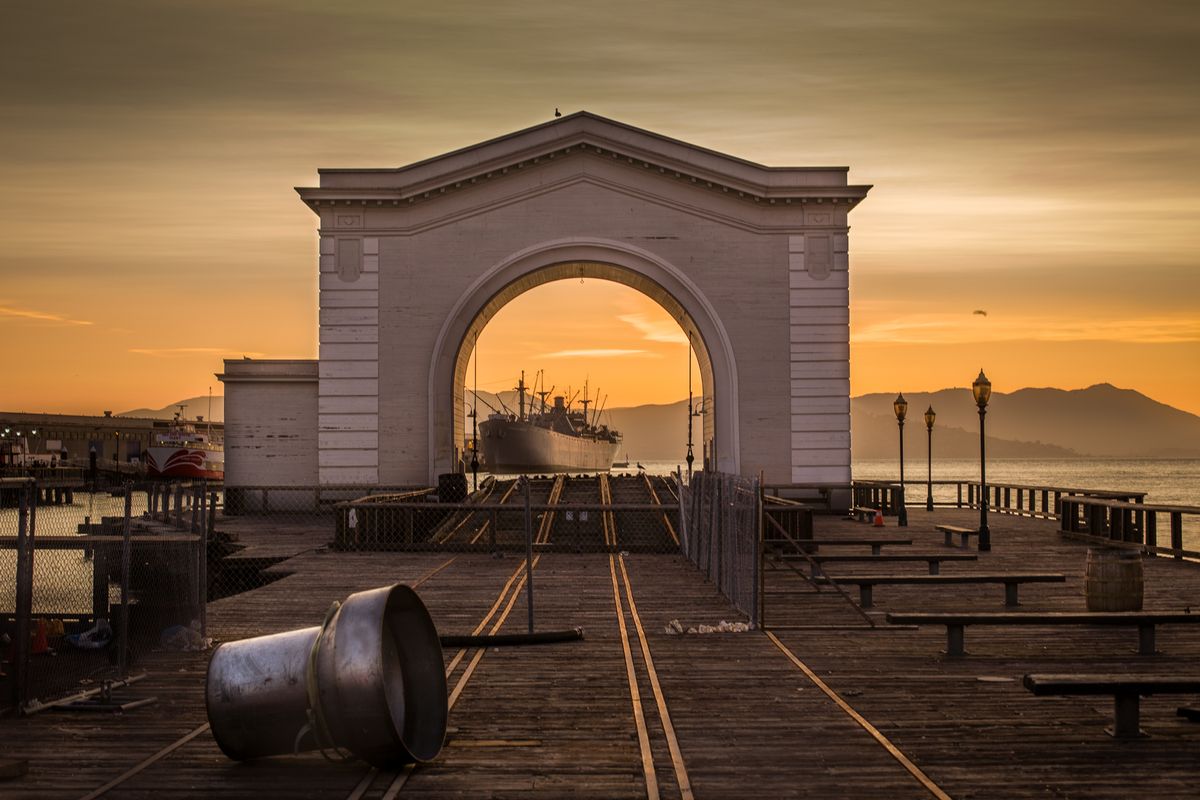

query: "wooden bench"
left=779, top=552, right=977, bottom=575
left=936, top=524, right=978, bottom=548
left=847, top=505, right=878, bottom=523
left=763, top=537, right=913, bottom=556
left=812, top=573, right=1066, bottom=608
left=885, top=611, right=1200, bottom=657
left=1023, top=673, right=1200, bottom=739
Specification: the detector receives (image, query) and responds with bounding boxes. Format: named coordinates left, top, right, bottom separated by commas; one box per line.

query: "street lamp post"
left=973, top=370, right=992, bottom=551
left=924, top=405, right=936, bottom=512
left=470, top=333, right=480, bottom=492
left=685, top=333, right=696, bottom=479
left=893, top=393, right=908, bottom=527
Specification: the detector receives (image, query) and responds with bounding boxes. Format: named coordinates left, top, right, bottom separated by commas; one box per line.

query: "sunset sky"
left=2, top=2, right=1197, bottom=415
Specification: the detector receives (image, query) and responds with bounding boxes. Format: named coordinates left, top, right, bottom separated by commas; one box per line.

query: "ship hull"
left=145, top=446, right=224, bottom=480
left=479, top=419, right=620, bottom=473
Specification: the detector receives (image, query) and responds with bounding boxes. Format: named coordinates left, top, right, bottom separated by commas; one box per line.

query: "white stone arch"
left=427, top=237, right=740, bottom=481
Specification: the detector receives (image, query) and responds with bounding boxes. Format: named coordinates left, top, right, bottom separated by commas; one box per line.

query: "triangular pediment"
left=297, top=112, right=869, bottom=211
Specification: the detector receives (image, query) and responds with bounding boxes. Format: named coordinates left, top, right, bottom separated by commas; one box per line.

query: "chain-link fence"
left=2, top=478, right=207, bottom=714
left=332, top=473, right=682, bottom=554
left=678, top=471, right=761, bottom=626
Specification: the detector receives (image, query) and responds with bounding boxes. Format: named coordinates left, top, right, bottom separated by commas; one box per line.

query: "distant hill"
left=120, top=395, right=225, bottom=422
left=478, top=383, right=1199, bottom=461
left=138, top=383, right=1199, bottom=459
left=851, top=384, right=1200, bottom=459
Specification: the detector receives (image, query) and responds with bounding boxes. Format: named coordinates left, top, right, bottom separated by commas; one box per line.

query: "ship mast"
left=589, top=387, right=602, bottom=428
left=579, top=377, right=591, bottom=425
left=516, top=371, right=526, bottom=421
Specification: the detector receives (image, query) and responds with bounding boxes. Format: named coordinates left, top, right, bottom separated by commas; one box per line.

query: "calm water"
left=1, top=491, right=148, bottom=614
left=632, top=457, right=1200, bottom=507
left=851, top=458, right=1200, bottom=508
left=6, top=460, right=1198, bottom=611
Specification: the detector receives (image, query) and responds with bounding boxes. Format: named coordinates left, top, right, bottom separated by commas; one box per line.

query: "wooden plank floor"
left=2, top=506, right=1199, bottom=798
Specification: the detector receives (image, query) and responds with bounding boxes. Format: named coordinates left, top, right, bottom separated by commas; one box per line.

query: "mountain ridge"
left=127, top=383, right=1200, bottom=460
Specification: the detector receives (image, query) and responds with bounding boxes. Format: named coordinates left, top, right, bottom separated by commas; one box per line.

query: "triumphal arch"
left=219, top=113, right=869, bottom=488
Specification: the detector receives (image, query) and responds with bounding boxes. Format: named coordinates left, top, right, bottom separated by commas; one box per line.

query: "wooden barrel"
left=1085, top=548, right=1144, bottom=611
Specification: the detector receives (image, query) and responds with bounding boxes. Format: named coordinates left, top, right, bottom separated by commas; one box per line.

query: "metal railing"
left=223, top=484, right=427, bottom=515
left=852, top=478, right=1147, bottom=520
left=1059, top=496, right=1200, bottom=560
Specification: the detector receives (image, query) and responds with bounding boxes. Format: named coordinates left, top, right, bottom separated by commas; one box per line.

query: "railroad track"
left=348, top=555, right=542, bottom=798
left=598, top=473, right=618, bottom=548
left=608, top=552, right=694, bottom=799
left=431, top=478, right=500, bottom=545
left=642, top=473, right=679, bottom=546
left=534, top=475, right=564, bottom=546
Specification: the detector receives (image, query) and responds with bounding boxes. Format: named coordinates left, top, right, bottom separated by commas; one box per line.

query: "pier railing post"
left=1171, top=512, right=1183, bottom=559
left=523, top=477, right=534, bottom=634
left=199, top=481, right=208, bottom=638
left=119, top=484, right=132, bottom=676
left=190, top=484, right=200, bottom=533
left=12, top=481, right=35, bottom=713
left=208, top=491, right=217, bottom=540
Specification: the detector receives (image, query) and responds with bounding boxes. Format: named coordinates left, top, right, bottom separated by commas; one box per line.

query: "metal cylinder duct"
left=205, top=584, right=447, bottom=767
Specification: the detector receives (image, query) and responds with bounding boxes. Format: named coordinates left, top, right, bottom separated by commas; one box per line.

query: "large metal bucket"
left=205, top=584, right=447, bottom=767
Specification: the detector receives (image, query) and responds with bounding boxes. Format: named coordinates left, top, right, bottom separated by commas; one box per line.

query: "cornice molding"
left=296, top=114, right=871, bottom=215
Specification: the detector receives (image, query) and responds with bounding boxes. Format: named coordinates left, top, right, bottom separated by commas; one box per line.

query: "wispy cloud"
left=539, top=348, right=655, bottom=359
left=129, top=347, right=264, bottom=357
left=0, top=305, right=92, bottom=326
left=618, top=313, right=688, bottom=344
left=853, top=314, right=1200, bottom=345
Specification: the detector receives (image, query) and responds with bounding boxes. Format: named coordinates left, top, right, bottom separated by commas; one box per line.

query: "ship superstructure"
left=144, top=407, right=224, bottom=480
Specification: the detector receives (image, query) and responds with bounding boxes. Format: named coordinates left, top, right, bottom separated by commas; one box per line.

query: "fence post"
left=191, top=485, right=200, bottom=533
left=681, top=472, right=691, bottom=554
left=756, top=473, right=764, bottom=630
left=1171, top=512, right=1183, bottom=559
left=12, top=481, right=35, bottom=713
left=199, top=481, right=208, bottom=638
left=713, top=476, right=724, bottom=593
left=120, top=485, right=132, bottom=675
left=523, top=477, right=534, bottom=634
left=208, top=491, right=217, bottom=540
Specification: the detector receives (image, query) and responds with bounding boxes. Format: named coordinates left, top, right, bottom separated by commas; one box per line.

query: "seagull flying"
left=973, top=310, right=988, bottom=317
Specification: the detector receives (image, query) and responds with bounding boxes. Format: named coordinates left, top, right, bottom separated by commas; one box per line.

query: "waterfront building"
left=219, top=113, right=869, bottom=490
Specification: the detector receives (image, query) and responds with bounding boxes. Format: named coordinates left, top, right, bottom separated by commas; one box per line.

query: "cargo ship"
left=477, top=373, right=621, bottom=473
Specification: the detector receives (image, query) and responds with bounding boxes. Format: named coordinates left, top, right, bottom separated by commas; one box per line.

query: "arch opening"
left=427, top=240, right=740, bottom=482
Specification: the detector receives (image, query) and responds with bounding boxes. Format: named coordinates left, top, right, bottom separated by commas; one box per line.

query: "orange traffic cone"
left=31, top=619, right=49, bottom=655
left=873, top=509, right=884, bottom=528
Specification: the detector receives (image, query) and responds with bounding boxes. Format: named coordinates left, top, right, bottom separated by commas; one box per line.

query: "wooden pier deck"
left=4, top=507, right=1200, bottom=798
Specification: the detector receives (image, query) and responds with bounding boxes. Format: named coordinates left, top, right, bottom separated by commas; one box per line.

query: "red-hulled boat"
left=144, top=410, right=224, bottom=480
